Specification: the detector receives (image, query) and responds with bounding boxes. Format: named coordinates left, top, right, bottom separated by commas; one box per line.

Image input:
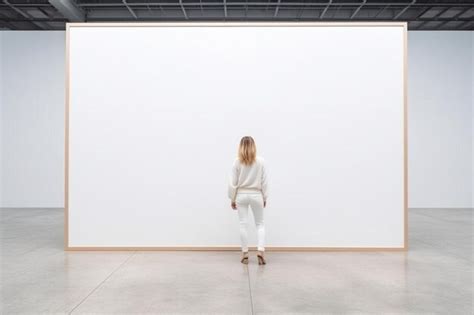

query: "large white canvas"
left=67, top=23, right=406, bottom=248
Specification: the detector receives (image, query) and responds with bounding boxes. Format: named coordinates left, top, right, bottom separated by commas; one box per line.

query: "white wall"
left=1, top=30, right=473, bottom=209
left=408, top=31, right=473, bottom=208
left=1, top=31, right=65, bottom=208
left=67, top=25, right=405, bottom=248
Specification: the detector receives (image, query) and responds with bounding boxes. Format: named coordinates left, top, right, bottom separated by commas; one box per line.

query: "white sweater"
left=228, top=156, right=269, bottom=202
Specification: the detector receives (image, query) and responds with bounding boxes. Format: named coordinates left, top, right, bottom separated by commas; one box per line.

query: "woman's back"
left=228, top=156, right=268, bottom=201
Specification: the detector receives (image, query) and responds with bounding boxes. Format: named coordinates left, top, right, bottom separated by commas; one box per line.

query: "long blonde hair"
left=238, top=136, right=257, bottom=166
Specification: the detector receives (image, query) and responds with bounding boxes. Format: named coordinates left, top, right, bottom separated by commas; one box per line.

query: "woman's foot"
left=257, top=250, right=266, bottom=265
left=241, top=251, right=249, bottom=264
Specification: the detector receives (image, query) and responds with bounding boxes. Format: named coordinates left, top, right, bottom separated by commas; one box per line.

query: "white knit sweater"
left=228, top=156, right=269, bottom=202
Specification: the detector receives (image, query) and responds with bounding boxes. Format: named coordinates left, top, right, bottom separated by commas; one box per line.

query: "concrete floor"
left=1, top=208, right=472, bottom=314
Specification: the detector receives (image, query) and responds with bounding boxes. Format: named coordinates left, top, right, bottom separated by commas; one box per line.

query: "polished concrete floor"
left=1, top=208, right=472, bottom=314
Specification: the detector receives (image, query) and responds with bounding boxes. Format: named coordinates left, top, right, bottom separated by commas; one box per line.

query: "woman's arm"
left=261, top=160, right=268, bottom=205
left=228, top=159, right=239, bottom=203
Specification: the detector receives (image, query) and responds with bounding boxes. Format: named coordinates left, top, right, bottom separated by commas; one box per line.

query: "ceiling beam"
left=374, top=4, right=389, bottom=18
left=320, top=0, right=332, bottom=19
left=350, top=0, right=367, bottom=19
left=122, top=0, right=138, bottom=19
left=2, top=0, right=473, bottom=30
left=3, top=0, right=47, bottom=29
left=72, top=2, right=474, bottom=8
left=394, top=0, right=416, bottom=20
left=456, top=20, right=473, bottom=29
left=49, top=0, right=85, bottom=22
left=273, top=0, right=281, bottom=18
left=74, top=16, right=474, bottom=23
left=0, top=12, right=15, bottom=29
left=433, top=7, right=472, bottom=29
left=179, top=0, right=188, bottom=19
left=419, top=6, right=436, bottom=18
left=419, top=6, right=452, bottom=29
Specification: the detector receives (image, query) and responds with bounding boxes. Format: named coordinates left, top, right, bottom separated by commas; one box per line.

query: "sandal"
left=257, top=251, right=266, bottom=265
left=241, top=252, right=249, bottom=264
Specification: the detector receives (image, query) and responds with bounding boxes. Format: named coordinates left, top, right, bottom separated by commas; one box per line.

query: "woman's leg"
left=236, top=194, right=249, bottom=252
left=249, top=193, right=265, bottom=252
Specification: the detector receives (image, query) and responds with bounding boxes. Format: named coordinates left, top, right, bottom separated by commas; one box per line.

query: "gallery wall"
left=408, top=31, right=473, bottom=208
left=67, top=24, right=405, bottom=248
left=1, top=31, right=65, bottom=208
left=0, top=30, right=473, bottom=209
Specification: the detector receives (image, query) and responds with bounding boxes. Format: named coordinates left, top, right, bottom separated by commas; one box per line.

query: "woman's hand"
left=231, top=201, right=237, bottom=210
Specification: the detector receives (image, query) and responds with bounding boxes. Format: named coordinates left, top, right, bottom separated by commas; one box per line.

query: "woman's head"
left=238, top=136, right=257, bottom=166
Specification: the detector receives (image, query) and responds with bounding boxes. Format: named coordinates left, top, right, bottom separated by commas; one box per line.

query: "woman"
left=228, top=136, right=269, bottom=265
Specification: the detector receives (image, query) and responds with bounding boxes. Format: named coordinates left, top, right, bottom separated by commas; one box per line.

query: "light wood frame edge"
left=66, top=246, right=407, bottom=252
left=66, top=21, right=407, bottom=27
left=64, top=21, right=408, bottom=251
left=403, top=22, right=408, bottom=251
left=64, top=24, right=70, bottom=250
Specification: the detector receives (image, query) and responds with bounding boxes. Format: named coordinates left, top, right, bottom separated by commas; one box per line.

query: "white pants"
left=235, top=192, right=265, bottom=252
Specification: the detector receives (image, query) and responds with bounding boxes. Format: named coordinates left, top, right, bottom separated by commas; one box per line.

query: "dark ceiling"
left=0, top=0, right=473, bottom=30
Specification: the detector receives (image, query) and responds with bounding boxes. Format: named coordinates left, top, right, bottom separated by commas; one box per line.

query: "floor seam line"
left=246, top=264, right=254, bottom=315
left=68, top=251, right=137, bottom=314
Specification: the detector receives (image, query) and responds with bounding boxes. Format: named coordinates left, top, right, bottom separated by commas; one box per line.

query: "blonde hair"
left=238, top=136, right=257, bottom=166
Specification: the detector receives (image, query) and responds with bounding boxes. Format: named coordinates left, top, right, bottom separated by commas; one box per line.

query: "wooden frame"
left=65, top=21, right=408, bottom=251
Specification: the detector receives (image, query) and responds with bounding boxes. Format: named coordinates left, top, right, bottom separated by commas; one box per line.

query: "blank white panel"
left=68, top=24, right=405, bottom=248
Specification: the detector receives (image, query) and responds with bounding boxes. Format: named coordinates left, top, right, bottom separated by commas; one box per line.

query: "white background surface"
left=1, top=31, right=472, bottom=210
left=66, top=24, right=405, bottom=247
